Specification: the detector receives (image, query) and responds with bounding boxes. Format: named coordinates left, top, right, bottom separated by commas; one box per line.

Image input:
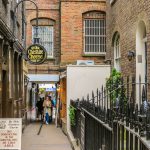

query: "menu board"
left=0, top=119, right=22, bottom=150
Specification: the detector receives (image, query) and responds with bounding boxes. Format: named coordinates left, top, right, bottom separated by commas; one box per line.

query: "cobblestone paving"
left=22, top=123, right=72, bottom=150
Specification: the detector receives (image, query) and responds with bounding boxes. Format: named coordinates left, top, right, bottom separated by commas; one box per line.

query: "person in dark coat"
left=36, top=98, right=44, bottom=121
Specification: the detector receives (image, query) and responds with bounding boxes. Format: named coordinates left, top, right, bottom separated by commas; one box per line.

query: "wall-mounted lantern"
left=24, top=76, right=29, bottom=86
left=127, top=51, right=135, bottom=61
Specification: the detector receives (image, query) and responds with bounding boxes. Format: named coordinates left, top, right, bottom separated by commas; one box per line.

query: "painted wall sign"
left=0, top=118, right=22, bottom=150
left=27, top=44, right=47, bottom=64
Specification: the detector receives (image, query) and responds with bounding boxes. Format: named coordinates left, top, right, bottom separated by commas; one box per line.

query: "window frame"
left=32, top=25, right=54, bottom=59
left=83, top=12, right=106, bottom=55
left=114, top=33, right=121, bottom=71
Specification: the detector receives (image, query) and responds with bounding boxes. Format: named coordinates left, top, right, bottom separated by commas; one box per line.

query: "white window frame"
left=114, top=33, right=121, bottom=71
left=84, top=19, right=106, bottom=55
left=32, top=26, right=54, bottom=58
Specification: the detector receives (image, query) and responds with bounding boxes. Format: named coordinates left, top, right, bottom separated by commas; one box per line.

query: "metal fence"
left=70, top=76, right=150, bottom=150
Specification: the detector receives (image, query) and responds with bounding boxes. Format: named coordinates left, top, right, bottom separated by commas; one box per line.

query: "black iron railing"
left=70, top=75, right=150, bottom=150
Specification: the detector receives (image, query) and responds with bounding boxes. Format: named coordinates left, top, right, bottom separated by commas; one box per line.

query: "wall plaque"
left=0, top=118, right=22, bottom=150
left=138, top=55, right=142, bottom=63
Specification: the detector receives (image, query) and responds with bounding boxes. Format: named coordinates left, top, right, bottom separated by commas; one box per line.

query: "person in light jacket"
left=43, top=96, right=52, bottom=124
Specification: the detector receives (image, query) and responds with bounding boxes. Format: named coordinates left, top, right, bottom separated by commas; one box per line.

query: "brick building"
left=61, top=0, right=106, bottom=65
left=26, top=0, right=60, bottom=74
left=0, top=0, right=27, bottom=120
left=106, top=0, right=150, bottom=103
left=26, top=0, right=106, bottom=70
left=60, top=0, right=106, bottom=129
left=26, top=0, right=107, bottom=124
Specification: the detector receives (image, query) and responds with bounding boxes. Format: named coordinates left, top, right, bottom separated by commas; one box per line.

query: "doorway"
left=2, top=70, right=7, bottom=117
left=136, top=21, right=147, bottom=105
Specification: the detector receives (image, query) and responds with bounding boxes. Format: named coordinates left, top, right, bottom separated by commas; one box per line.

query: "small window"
left=83, top=12, right=106, bottom=55
left=32, top=26, right=54, bottom=58
left=114, top=33, right=121, bottom=71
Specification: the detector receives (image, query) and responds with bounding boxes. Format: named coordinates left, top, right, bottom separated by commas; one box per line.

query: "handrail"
left=118, top=121, right=150, bottom=149
left=14, top=98, right=23, bottom=102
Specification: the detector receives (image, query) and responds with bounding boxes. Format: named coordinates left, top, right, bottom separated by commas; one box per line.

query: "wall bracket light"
left=127, top=51, right=135, bottom=61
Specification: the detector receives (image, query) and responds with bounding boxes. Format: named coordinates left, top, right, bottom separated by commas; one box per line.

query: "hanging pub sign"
left=26, top=44, right=47, bottom=64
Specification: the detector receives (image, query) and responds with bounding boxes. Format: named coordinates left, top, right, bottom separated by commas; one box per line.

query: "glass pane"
left=84, top=18, right=106, bottom=53
left=32, top=26, right=53, bottom=57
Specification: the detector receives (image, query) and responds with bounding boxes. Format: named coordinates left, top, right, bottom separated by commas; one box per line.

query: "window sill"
left=46, top=57, right=55, bottom=61
left=110, top=0, right=116, bottom=5
left=82, top=53, right=106, bottom=57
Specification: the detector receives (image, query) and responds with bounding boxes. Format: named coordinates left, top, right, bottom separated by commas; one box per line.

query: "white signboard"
left=0, top=118, right=22, bottom=150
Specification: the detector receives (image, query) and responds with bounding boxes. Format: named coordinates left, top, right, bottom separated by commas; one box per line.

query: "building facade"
left=26, top=0, right=106, bottom=70
left=26, top=0, right=60, bottom=74
left=61, top=0, right=106, bottom=65
left=60, top=0, right=106, bottom=127
left=106, top=0, right=150, bottom=103
left=26, top=0, right=106, bottom=123
left=0, top=0, right=27, bottom=120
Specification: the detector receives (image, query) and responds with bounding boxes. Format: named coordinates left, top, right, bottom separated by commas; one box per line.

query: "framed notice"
left=0, top=118, right=22, bottom=150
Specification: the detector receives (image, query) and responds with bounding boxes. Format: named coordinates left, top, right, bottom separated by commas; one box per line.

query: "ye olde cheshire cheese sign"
left=27, top=44, right=47, bottom=64
left=0, top=118, right=22, bottom=150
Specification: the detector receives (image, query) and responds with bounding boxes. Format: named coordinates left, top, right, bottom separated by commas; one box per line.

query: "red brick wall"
left=26, top=0, right=106, bottom=68
left=106, top=0, right=150, bottom=77
left=61, top=1, right=106, bottom=65
left=26, top=0, right=60, bottom=66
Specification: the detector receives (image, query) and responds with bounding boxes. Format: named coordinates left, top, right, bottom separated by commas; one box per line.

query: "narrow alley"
left=1, top=0, right=150, bottom=150
left=22, top=123, right=72, bottom=150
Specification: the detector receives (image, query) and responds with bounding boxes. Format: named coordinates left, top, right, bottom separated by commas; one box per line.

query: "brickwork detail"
left=61, top=1, right=106, bottom=65
left=26, top=0, right=60, bottom=66
left=106, top=0, right=150, bottom=77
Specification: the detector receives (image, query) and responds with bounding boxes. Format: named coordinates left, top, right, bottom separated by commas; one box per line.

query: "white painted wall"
left=66, top=65, right=110, bottom=132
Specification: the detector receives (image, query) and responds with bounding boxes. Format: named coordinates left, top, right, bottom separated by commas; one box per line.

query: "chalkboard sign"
left=80, top=113, right=85, bottom=150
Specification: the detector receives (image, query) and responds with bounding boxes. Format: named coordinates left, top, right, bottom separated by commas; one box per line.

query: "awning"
left=28, top=74, right=59, bottom=82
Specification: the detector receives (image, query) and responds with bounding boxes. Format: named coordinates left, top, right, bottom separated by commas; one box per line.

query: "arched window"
left=83, top=11, right=106, bottom=55
left=113, top=32, right=120, bottom=71
left=31, top=18, right=55, bottom=58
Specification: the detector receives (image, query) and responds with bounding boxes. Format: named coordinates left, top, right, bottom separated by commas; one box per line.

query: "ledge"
left=67, top=130, right=81, bottom=150
left=14, top=98, right=23, bottom=103
left=82, top=53, right=106, bottom=57
left=46, top=58, right=55, bottom=61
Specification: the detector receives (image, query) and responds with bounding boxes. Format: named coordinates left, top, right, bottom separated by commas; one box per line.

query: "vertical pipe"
left=13, top=0, right=39, bottom=43
left=139, top=75, right=141, bottom=107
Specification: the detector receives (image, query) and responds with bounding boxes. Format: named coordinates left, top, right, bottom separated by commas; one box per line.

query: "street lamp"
left=13, top=0, right=39, bottom=44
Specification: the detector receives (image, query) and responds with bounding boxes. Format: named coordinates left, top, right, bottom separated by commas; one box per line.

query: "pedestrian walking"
left=43, top=96, right=52, bottom=124
left=36, top=97, right=44, bottom=121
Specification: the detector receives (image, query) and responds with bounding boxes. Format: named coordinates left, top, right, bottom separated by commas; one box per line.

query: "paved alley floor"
left=22, top=123, right=72, bottom=150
